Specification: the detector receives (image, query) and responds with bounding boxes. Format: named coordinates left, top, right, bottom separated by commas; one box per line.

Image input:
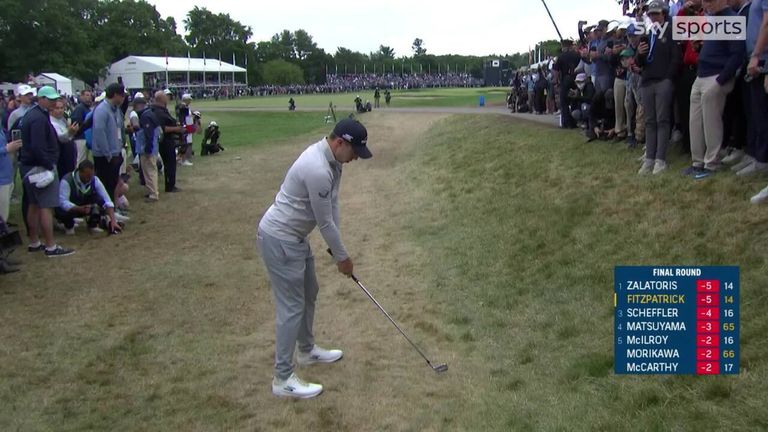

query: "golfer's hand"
left=337, top=258, right=353, bottom=277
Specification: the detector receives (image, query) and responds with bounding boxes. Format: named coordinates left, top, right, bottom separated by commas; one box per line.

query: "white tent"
left=35, top=73, right=73, bottom=96
left=104, top=55, right=247, bottom=90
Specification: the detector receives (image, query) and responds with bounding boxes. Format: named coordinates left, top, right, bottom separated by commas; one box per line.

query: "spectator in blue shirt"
left=91, top=83, right=126, bottom=201
left=0, top=132, right=22, bottom=222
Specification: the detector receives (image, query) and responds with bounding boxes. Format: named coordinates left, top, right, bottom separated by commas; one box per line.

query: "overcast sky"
left=149, top=0, right=626, bottom=57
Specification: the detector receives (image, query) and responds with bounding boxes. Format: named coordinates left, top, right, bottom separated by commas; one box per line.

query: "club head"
left=432, top=363, right=449, bottom=373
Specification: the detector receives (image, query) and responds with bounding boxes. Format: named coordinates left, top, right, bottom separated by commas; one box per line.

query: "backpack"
left=137, top=108, right=162, bottom=155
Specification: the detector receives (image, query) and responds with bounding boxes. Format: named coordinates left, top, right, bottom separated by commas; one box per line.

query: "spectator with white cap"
left=178, top=93, right=196, bottom=166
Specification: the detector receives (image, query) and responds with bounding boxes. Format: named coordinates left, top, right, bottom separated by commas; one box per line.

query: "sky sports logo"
left=631, top=17, right=746, bottom=41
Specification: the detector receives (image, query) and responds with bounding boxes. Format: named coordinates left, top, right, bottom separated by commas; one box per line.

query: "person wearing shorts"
left=18, top=86, right=74, bottom=257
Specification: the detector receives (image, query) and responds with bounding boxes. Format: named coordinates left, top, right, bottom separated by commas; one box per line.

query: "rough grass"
left=194, top=87, right=509, bottom=110
left=3, top=111, right=767, bottom=431
left=406, top=115, right=768, bottom=431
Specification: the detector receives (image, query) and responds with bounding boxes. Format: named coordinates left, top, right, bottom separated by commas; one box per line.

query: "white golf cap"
left=182, top=93, right=192, bottom=100
left=95, top=91, right=106, bottom=103
left=17, top=84, right=36, bottom=96
left=607, top=21, right=620, bottom=33
left=163, top=89, right=173, bottom=95
left=209, top=121, right=218, bottom=126
left=134, top=92, right=144, bottom=99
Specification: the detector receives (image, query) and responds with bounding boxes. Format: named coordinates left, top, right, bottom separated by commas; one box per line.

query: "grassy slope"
left=406, top=115, right=768, bottom=431
left=194, top=88, right=509, bottom=110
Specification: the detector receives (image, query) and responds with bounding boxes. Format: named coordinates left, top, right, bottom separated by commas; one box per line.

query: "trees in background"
left=0, top=0, right=185, bottom=83
left=0, top=0, right=543, bottom=86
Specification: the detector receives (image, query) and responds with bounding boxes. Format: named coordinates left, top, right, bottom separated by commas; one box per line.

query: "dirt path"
left=0, top=112, right=485, bottom=431
left=235, top=111, right=483, bottom=431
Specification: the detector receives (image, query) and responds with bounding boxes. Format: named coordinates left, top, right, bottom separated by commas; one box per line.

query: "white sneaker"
left=73, top=217, right=85, bottom=227
left=722, top=149, right=745, bottom=164
left=638, top=159, right=654, bottom=175
left=114, top=212, right=131, bottom=222
left=732, top=155, right=756, bottom=172
left=89, top=226, right=105, bottom=234
left=736, top=161, right=768, bottom=177
left=65, top=227, right=75, bottom=236
left=181, top=160, right=193, bottom=166
left=652, top=159, right=667, bottom=175
left=272, top=373, right=323, bottom=399
left=54, top=222, right=67, bottom=232
left=718, top=146, right=730, bottom=159
left=751, top=185, right=768, bottom=204
left=297, top=345, right=344, bottom=366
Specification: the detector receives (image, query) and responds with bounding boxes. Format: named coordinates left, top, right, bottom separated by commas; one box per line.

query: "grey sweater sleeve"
left=305, top=169, right=349, bottom=262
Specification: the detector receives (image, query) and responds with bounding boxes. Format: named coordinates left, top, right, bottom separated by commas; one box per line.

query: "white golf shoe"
left=750, top=185, right=768, bottom=205
left=297, top=345, right=344, bottom=366
left=272, top=373, right=323, bottom=399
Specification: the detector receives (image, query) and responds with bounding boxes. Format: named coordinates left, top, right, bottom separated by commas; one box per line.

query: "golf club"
left=327, top=249, right=448, bottom=373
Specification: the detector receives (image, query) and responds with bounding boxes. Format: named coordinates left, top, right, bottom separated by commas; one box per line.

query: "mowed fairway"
left=194, top=87, right=510, bottom=111
left=1, top=106, right=768, bottom=431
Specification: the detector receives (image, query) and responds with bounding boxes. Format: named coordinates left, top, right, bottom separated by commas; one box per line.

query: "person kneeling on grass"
left=56, top=160, right=122, bottom=235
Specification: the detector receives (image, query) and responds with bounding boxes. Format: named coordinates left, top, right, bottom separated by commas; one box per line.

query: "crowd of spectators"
left=252, top=72, right=483, bottom=96
left=508, top=0, right=768, bottom=203
left=0, top=82, right=211, bottom=273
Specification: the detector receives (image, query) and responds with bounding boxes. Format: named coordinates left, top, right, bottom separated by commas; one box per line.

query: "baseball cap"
left=37, top=86, right=60, bottom=100
left=163, top=89, right=173, bottom=95
left=17, top=84, right=36, bottom=97
left=620, top=48, right=636, bottom=57
left=647, top=0, right=665, bottom=13
left=133, top=96, right=146, bottom=106
left=607, top=21, right=620, bottom=33
left=182, top=93, right=192, bottom=101
left=95, top=91, right=106, bottom=103
left=575, top=73, right=587, bottom=82
left=333, top=118, right=371, bottom=159
left=134, top=92, right=144, bottom=99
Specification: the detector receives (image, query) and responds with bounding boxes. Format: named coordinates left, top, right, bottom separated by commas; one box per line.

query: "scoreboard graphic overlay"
left=614, top=266, right=739, bottom=375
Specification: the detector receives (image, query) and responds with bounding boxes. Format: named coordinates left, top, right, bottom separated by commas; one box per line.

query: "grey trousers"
left=641, top=79, right=674, bottom=161
left=257, top=229, right=319, bottom=380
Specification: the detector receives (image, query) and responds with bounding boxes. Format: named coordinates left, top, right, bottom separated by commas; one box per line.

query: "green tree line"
left=0, top=0, right=553, bottom=86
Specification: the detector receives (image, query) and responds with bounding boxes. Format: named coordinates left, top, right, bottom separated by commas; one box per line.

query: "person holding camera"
left=56, top=160, right=121, bottom=235
left=636, top=0, right=681, bottom=175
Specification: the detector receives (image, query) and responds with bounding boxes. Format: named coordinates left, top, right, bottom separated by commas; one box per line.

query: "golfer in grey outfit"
left=257, top=118, right=371, bottom=399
